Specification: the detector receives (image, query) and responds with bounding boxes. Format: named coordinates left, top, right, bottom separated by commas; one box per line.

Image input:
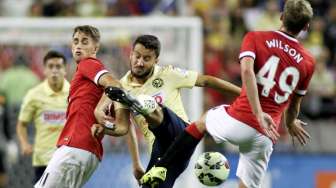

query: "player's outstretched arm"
left=93, top=73, right=131, bottom=136
left=92, top=107, right=130, bottom=137
left=126, top=124, right=145, bottom=182
left=241, top=57, right=280, bottom=141
left=285, top=94, right=311, bottom=145
left=195, top=74, right=241, bottom=96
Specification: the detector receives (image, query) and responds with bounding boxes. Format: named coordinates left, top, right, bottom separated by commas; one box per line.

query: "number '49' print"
left=256, top=55, right=300, bottom=104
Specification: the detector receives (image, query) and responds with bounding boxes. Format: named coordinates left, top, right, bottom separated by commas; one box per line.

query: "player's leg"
left=205, top=105, right=273, bottom=188
left=140, top=111, right=206, bottom=186
left=236, top=133, right=273, bottom=188
left=33, top=166, right=46, bottom=184
left=105, top=86, right=165, bottom=127
left=143, top=107, right=198, bottom=188
left=34, top=146, right=99, bottom=188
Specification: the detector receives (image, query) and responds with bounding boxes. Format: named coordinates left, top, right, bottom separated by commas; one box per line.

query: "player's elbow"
left=241, top=68, right=254, bottom=81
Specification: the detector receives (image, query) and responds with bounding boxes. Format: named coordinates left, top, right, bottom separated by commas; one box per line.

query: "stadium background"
left=0, top=0, right=335, bottom=188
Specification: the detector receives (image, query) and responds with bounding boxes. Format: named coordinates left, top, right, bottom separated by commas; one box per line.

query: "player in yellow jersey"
left=93, top=35, right=241, bottom=188
left=16, top=50, right=69, bottom=183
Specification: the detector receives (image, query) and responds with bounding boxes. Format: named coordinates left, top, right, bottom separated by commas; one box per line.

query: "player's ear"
left=94, top=44, right=100, bottom=54
left=303, top=23, right=310, bottom=31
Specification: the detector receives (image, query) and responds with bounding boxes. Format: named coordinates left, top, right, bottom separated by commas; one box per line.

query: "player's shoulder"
left=24, top=82, right=43, bottom=99
left=160, top=65, right=188, bottom=74
left=120, top=72, right=130, bottom=85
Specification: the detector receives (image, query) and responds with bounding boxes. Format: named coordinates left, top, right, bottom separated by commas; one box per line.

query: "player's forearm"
left=98, top=73, right=122, bottom=89
left=94, top=94, right=112, bottom=125
left=242, top=69, right=263, bottom=116
left=103, top=123, right=129, bottom=136
left=16, top=121, right=29, bottom=146
left=285, top=102, right=300, bottom=128
left=196, top=75, right=241, bottom=96
left=126, top=125, right=142, bottom=167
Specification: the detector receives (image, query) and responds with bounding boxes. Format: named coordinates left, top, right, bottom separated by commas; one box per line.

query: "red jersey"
left=227, top=31, right=315, bottom=135
left=57, top=57, right=108, bottom=160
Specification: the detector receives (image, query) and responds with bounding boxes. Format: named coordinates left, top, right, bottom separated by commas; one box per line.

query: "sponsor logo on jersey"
left=152, top=92, right=165, bottom=105
left=43, top=111, right=66, bottom=125
left=152, top=78, right=164, bottom=88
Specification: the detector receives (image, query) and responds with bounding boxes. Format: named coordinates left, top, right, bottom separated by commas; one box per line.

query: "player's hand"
left=21, top=142, right=33, bottom=156
left=257, top=112, right=280, bottom=142
left=133, top=163, right=145, bottom=184
left=91, top=123, right=105, bottom=138
left=287, top=119, right=311, bottom=146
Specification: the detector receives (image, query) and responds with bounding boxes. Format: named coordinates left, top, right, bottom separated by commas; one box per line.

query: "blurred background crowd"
left=0, top=0, right=335, bottom=188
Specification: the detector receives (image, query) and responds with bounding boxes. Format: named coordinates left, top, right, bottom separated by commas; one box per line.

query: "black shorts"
left=143, top=106, right=195, bottom=188
left=34, top=166, right=47, bottom=183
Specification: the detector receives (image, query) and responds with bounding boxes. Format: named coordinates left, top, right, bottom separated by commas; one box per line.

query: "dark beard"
left=131, top=67, right=154, bottom=79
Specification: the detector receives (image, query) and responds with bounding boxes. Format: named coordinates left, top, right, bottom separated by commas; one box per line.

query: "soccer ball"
left=194, top=152, right=230, bottom=186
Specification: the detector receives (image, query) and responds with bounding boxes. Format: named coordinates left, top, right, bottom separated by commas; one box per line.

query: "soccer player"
left=34, top=25, right=130, bottom=188
left=140, top=1, right=315, bottom=188
left=16, top=51, right=69, bottom=183
left=93, top=34, right=241, bottom=188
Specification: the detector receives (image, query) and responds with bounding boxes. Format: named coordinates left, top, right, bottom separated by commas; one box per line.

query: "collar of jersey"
left=274, top=31, right=298, bottom=43
left=126, top=65, right=161, bottom=87
left=43, top=79, right=70, bottom=96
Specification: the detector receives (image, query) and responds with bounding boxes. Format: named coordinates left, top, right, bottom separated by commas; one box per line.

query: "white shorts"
left=205, top=105, right=273, bottom=188
left=34, top=145, right=99, bottom=188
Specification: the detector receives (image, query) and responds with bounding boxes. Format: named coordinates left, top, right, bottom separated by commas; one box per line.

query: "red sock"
left=185, top=122, right=204, bottom=140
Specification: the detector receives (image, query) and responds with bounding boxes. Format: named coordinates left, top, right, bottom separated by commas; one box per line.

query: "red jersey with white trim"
left=57, top=57, right=108, bottom=160
left=227, top=31, right=315, bottom=134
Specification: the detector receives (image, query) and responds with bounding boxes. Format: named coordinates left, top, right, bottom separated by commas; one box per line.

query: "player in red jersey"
left=34, top=25, right=131, bottom=188
left=140, top=0, right=315, bottom=187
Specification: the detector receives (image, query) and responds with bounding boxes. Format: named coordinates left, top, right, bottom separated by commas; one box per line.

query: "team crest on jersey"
left=152, top=78, right=164, bottom=88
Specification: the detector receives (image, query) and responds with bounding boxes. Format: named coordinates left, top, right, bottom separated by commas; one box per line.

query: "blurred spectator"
left=229, top=6, right=248, bottom=44
left=0, top=0, right=33, bottom=17
left=310, top=0, right=330, bottom=17
left=0, top=54, right=39, bottom=142
left=304, top=49, right=336, bottom=119
left=77, top=0, right=105, bottom=17
left=29, top=1, right=43, bottom=17
left=304, top=17, right=325, bottom=56
left=253, top=0, right=281, bottom=31
left=323, top=3, right=336, bottom=67
left=42, top=0, right=64, bottom=17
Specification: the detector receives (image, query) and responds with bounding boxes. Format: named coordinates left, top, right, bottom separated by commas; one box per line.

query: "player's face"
left=130, top=43, right=158, bottom=79
left=44, top=58, right=66, bottom=85
left=71, top=31, right=98, bottom=62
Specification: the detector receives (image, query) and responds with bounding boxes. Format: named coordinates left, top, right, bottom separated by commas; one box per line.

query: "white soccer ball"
left=137, top=94, right=158, bottom=114
left=194, top=152, right=230, bottom=186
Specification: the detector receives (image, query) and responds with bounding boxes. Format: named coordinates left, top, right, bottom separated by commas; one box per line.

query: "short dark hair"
left=73, top=25, right=100, bottom=43
left=283, top=0, right=313, bottom=34
left=43, top=50, right=66, bottom=65
left=133, top=35, right=161, bottom=58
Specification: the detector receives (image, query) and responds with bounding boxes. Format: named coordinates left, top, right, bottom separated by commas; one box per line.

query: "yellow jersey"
left=119, top=65, right=198, bottom=151
left=18, top=79, right=69, bottom=166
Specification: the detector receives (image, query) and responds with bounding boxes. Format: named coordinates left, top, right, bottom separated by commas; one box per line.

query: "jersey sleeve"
left=78, top=58, right=109, bottom=85
left=18, top=90, right=35, bottom=123
left=295, top=60, right=315, bottom=95
left=166, top=65, right=198, bottom=88
left=239, top=32, right=257, bottom=60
